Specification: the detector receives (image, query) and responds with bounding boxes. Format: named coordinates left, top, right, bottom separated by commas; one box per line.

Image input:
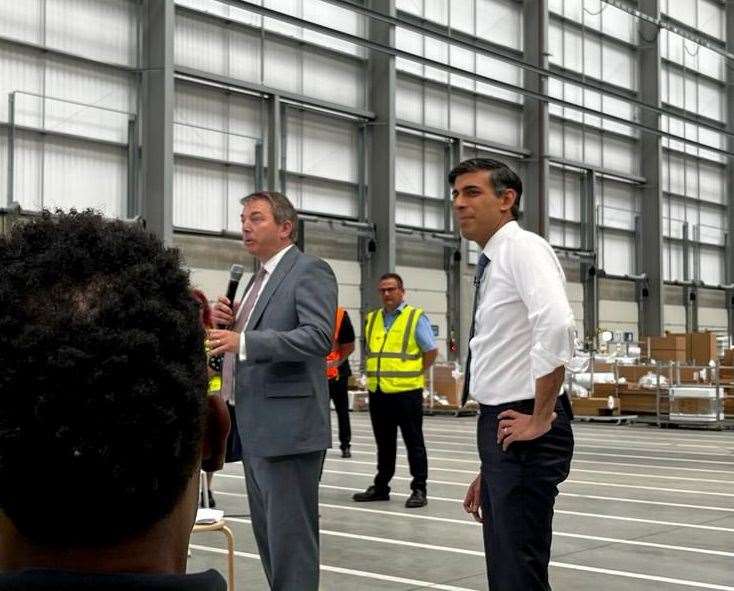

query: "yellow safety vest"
left=365, top=305, right=425, bottom=393
left=208, top=375, right=222, bottom=395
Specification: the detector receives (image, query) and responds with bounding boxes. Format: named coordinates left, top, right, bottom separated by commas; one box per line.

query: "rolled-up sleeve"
left=511, top=237, right=576, bottom=381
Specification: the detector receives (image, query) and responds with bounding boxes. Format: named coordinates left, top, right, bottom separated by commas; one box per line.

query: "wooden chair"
left=191, top=472, right=235, bottom=590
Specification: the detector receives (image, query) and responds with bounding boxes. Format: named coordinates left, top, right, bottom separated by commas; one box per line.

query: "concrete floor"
left=188, top=412, right=734, bottom=590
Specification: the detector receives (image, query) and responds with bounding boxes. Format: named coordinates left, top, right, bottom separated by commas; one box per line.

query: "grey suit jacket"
left=234, top=246, right=337, bottom=458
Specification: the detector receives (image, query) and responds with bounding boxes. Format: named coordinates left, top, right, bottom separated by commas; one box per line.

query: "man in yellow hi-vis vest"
left=353, top=273, right=438, bottom=508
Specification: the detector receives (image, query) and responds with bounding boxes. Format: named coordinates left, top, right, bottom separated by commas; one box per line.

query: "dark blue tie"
left=461, top=253, right=490, bottom=407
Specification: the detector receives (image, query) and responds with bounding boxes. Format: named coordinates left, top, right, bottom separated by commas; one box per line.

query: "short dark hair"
left=379, top=273, right=404, bottom=290
left=240, top=191, right=299, bottom=243
left=0, top=211, right=208, bottom=546
left=448, top=158, right=523, bottom=220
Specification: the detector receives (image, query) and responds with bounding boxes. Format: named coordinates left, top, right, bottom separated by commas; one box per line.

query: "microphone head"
left=229, top=264, right=244, bottom=282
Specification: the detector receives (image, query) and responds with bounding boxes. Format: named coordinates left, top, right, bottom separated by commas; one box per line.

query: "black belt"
left=480, top=394, right=574, bottom=421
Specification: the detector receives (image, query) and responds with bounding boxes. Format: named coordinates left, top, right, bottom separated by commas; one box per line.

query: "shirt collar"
left=482, top=220, right=520, bottom=261
left=261, top=243, right=294, bottom=275
left=383, top=301, right=407, bottom=316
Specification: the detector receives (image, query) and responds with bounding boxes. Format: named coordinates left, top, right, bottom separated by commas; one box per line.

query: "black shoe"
left=405, top=489, right=427, bottom=508
left=200, top=491, right=216, bottom=509
left=352, top=485, right=390, bottom=502
left=341, top=447, right=351, bottom=458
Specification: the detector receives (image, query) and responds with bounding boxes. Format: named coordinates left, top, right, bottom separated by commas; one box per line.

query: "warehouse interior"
left=1, top=0, right=734, bottom=590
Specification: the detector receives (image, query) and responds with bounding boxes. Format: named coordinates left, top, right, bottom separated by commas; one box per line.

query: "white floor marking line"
left=344, top=439, right=734, bottom=459
left=215, top=490, right=734, bottom=535
left=322, top=467, right=734, bottom=498
left=215, top=473, right=734, bottom=514
left=330, top=449, right=734, bottom=477
left=326, top=454, right=734, bottom=485
left=344, top=428, right=734, bottom=450
left=189, top=544, right=479, bottom=591
left=199, top=512, right=734, bottom=581
left=341, top=443, right=734, bottom=466
left=347, top=418, right=734, bottom=444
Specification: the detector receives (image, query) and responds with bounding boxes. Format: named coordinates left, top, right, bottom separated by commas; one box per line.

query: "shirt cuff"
left=238, top=333, right=247, bottom=361
left=529, top=327, right=575, bottom=381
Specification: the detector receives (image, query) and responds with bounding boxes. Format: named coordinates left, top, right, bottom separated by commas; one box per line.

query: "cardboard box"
left=619, top=387, right=669, bottom=416
left=426, top=363, right=464, bottom=408
left=690, top=332, right=717, bottom=365
left=572, top=396, right=619, bottom=416
left=592, top=383, right=617, bottom=397
left=723, top=349, right=734, bottom=366
left=649, top=335, right=686, bottom=352
left=616, top=365, right=654, bottom=384
left=649, top=349, right=687, bottom=363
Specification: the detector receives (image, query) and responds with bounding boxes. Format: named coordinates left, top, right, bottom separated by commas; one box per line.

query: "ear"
left=499, top=189, right=517, bottom=214
left=280, top=220, right=293, bottom=241
left=201, top=395, right=230, bottom=473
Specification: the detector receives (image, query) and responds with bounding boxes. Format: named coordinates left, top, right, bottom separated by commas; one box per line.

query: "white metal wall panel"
left=42, top=136, right=126, bottom=216
left=395, top=134, right=446, bottom=199
left=396, top=76, right=424, bottom=124
left=0, top=0, right=43, bottom=44
left=175, top=9, right=365, bottom=110
left=600, top=300, right=638, bottom=337
left=698, top=307, right=728, bottom=331
left=301, top=51, right=364, bottom=109
left=174, top=160, right=256, bottom=232
left=600, top=232, right=635, bottom=276
left=175, top=13, right=230, bottom=77
left=396, top=265, right=448, bottom=359
left=46, top=0, right=138, bottom=66
left=0, top=46, right=44, bottom=123
left=699, top=247, right=723, bottom=285
left=286, top=177, right=359, bottom=218
left=285, top=109, right=358, bottom=184
left=323, top=258, right=362, bottom=351
left=44, top=57, right=134, bottom=143
left=664, top=304, right=686, bottom=333
left=566, top=281, right=584, bottom=339
left=174, top=83, right=264, bottom=165
left=550, top=0, right=637, bottom=45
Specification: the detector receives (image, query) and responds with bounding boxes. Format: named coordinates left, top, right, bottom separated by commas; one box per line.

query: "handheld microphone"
left=221, top=264, right=244, bottom=328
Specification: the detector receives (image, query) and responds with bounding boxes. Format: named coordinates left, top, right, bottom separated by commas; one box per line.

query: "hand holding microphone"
left=208, top=264, right=244, bottom=358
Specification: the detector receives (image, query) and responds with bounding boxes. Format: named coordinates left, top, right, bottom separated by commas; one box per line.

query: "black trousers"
left=478, top=397, right=574, bottom=591
left=368, top=388, right=427, bottom=493
left=328, top=374, right=351, bottom=450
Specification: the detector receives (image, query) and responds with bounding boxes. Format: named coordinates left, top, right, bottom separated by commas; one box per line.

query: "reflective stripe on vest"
left=365, top=305, right=425, bottom=393
left=326, top=307, right=346, bottom=380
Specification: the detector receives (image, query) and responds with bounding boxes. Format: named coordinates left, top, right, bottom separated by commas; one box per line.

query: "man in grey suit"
left=209, top=191, right=337, bottom=591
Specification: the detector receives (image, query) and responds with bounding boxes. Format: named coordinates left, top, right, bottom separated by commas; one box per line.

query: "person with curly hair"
left=0, top=210, right=230, bottom=591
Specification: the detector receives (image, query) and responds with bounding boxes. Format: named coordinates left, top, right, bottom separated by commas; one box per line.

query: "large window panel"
left=286, top=176, right=359, bottom=218
left=699, top=247, right=723, bottom=286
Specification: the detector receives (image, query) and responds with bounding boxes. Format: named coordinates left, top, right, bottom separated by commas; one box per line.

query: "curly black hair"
left=0, top=210, right=208, bottom=546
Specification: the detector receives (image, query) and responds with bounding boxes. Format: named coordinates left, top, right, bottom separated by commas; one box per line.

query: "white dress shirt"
left=237, top=244, right=294, bottom=361
left=469, top=221, right=576, bottom=406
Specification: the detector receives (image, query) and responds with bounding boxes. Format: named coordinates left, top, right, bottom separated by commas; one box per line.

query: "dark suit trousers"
left=244, top=451, right=324, bottom=591
left=369, top=388, right=428, bottom=493
left=328, top=374, right=351, bottom=450
left=478, top=397, right=573, bottom=591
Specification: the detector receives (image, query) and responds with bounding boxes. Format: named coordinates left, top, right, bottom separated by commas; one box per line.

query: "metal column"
left=522, top=0, right=550, bottom=237
left=267, top=95, right=283, bottom=192
left=140, top=0, right=174, bottom=245
left=580, top=170, right=599, bottom=347
left=726, top=3, right=734, bottom=342
left=445, top=138, right=469, bottom=362
left=637, top=0, right=665, bottom=336
left=6, top=93, right=15, bottom=207
left=364, top=0, right=397, bottom=312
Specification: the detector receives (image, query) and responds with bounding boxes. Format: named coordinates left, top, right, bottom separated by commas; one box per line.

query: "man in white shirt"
left=451, top=159, right=576, bottom=591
